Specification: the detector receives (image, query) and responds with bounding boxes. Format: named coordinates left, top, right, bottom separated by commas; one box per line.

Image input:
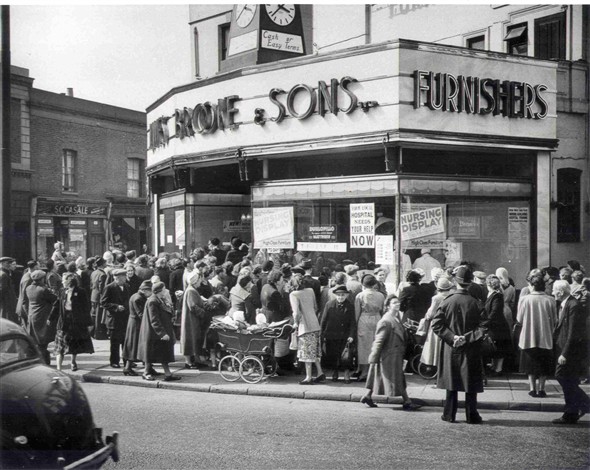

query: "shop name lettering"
left=149, top=77, right=368, bottom=149
left=414, top=71, right=548, bottom=119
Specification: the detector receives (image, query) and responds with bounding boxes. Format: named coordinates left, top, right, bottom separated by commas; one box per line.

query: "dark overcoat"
left=554, top=296, right=587, bottom=378
left=54, top=286, right=92, bottom=332
left=432, top=290, right=486, bottom=393
left=100, top=281, right=130, bottom=341
left=24, top=283, right=58, bottom=345
left=320, top=298, right=356, bottom=341
left=399, top=282, right=432, bottom=323
left=484, top=290, right=512, bottom=356
left=0, top=268, right=18, bottom=323
left=16, top=270, right=33, bottom=322
left=123, top=291, right=148, bottom=362
left=260, top=284, right=285, bottom=322
left=137, top=294, right=175, bottom=364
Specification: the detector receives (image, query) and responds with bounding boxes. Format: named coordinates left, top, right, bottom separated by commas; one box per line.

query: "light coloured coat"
left=516, top=291, right=556, bottom=350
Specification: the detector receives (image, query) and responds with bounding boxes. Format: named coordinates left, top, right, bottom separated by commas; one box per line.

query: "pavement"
left=61, top=339, right=586, bottom=413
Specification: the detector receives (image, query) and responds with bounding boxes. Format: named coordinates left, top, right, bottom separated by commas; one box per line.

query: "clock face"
left=265, top=4, right=296, bottom=26
left=235, top=4, right=257, bottom=28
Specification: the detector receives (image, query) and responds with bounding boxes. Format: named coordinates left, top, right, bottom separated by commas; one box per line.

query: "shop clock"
left=265, top=4, right=296, bottom=26
left=235, top=4, right=257, bottom=28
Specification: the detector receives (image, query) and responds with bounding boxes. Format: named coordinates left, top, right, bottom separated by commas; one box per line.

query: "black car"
left=0, top=318, right=119, bottom=469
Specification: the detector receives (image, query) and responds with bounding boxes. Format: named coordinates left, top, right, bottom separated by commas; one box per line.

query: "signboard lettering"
left=36, top=200, right=108, bottom=217
left=261, top=30, right=303, bottom=53
left=401, top=206, right=445, bottom=241
left=253, top=207, right=294, bottom=249
left=350, top=203, right=375, bottom=248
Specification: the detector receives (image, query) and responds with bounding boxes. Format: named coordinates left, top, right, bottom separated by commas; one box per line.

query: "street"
left=82, top=383, right=590, bottom=470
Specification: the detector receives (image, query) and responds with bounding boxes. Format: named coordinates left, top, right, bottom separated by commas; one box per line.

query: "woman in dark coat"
left=25, top=270, right=58, bottom=364
left=52, top=272, right=94, bottom=371
left=399, top=269, right=432, bottom=324
left=125, top=264, right=143, bottom=297
left=320, top=285, right=356, bottom=383
left=138, top=282, right=179, bottom=381
left=260, top=270, right=285, bottom=323
left=122, top=280, right=152, bottom=375
left=483, top=275, right=512, bottom=376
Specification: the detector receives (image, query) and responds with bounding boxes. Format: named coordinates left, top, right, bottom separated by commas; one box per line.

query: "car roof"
left=0, top=318, right=27, bottom=336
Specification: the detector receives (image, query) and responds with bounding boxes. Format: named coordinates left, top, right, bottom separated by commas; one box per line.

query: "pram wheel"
left=411, top=353, right=422, bottom=375
left=263, top=356, right=278, bottom=376
left=239, top=356, right=265, bottom=384
left=219, top=355, right=241, bottom=382
left=418, top=362, right=438, bottom=380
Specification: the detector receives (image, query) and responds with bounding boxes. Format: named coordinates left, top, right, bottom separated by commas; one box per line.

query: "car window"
left=0, top=337, right=39, bottom=366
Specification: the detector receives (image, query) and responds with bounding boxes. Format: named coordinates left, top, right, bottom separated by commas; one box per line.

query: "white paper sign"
left=228, top=30, right=258, bottom=56
left=375, top=235, right=394, bottom=265
left=297, top=242, right=347, bottom=253
left=159, top=214, right=165, bottom=247
left=350, top=203, right=375, bottom=248
left=253, top=207, right=294, bottom=249
left=175, top=210, right=185, bottom=247
left=261, top=30, right=304, bottom=53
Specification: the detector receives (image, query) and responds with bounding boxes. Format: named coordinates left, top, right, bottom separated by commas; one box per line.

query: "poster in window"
left=175, top=210, right=185, bottom=247
left=375, top=235, right=394, bottom=265
left=350, top=203, right=375, bottom=248
left=448, top=216, right=480, bottom=239
left=253, top=206, right=294, bottom=249
left=159, top=214, right=165, bottom=247
left=508, top=207, right=529, bottom=249
left=400, top=205, right=445, bottom=241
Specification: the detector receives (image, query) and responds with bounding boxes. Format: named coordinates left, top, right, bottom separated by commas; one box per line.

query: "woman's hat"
left=30, top=270, right=46, bottom=281
left=333, top=285, right=350, bottom=295
left=344, top=264, right=359, bottom=275
left=362, top=274, right=378, bottom=288
left=453, top=266, right=473, bottom=286
left=152, top=281, right=165, bottom=294
left=436, top=277, right=453, bottom=291
left=139, top=280, right=153, bottom=291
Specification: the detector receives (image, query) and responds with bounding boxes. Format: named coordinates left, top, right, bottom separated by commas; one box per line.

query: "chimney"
left=66, top=88, right=74, bottom=97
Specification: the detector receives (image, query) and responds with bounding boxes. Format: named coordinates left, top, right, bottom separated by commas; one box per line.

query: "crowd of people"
left=0, top=238, right=588, bottom=424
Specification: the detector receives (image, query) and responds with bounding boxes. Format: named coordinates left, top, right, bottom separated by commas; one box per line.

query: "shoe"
left=351, top=371, right=361, bottom=378
left=163, top=375, right=181, bottom=381
left=582, top=378, right=590, bottom=385
left=313, top=373, right=326, bottom=384
left=360, top=396, right=378, bottom=408
left=357, top=376, right=368, bottom=382
left=110, top=363, right=121, bottom=368
left=142, top=373, right=155, bottom=381
left=441, top=415, right=456, bottom=423
left=299, top=379, right=314, bottom=385
left=402, top=402, right=422, bottom=411
left=579, top=410, right=588, bottom=419
left=332, top=372, right=339, bottom=382
left=184, top=363, right=199, bottom=369
left=344, top=378, right=351, bottom=384
left=537, top=390, right=547, bottom=398
left=129, top=362, right=137, bottom=369
left=148, top=369, right=161, bottom=376
left=70, top=363, right=78, bottom=372
left=528, top=390, right=538, bottom=398
left=123, top=369, right=138, bottom=376
left=467, top=415, right=483, bottom=424
left=552, top=416, right=578, bottom=425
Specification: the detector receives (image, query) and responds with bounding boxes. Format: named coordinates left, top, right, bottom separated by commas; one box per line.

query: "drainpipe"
left=365, top=4, right=371, bottom=45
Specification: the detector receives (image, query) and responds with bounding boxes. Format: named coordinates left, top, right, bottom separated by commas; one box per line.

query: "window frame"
left=534, top=11, right=566, bottom=60
left=219, top=22, right=231, bottom=66
left=62, top=149, right=77, bottom=192
left=466, top=35, right=486, bottom=51
left=556, top=168, right=582, bottom=243
left=504, top=22, right=528, bottom=56
left=127, top=158, right=143, bottom=198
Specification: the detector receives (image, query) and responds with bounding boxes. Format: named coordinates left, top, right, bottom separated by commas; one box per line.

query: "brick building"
left=7, top=66, right=147, bottom=264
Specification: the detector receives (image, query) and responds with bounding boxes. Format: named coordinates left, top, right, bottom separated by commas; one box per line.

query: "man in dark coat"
left=301, top=259, right=321, bottom=306
left=101, top=269, right=131, bottom=368
left=207, top=238, right=225, bottom=266
left=551, top=280, right=590, bottom=424
left=0, top=257, right=18, bottom=324
left=90, top=257, right=109, bottom=339
left=16, top=260, right=38, bottom=326
left=432, top=266, right=487, bottom=424
left=24, top=270, right=58, bottom=364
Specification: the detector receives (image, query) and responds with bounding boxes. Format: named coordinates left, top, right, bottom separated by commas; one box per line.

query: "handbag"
left=340, top=342, right=355, bottom=369
left=289, top=331, right=298, bottom=350
left=480, top=333, right=497, bottom=357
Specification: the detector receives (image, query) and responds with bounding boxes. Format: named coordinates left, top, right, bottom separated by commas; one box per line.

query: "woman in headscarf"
left=496, top=267, right=516, bottom=331
left=180, top=272, right=208, bottom=369
left=228, top=273, right=257, bottom=324
left=355, top=274, right=385, bottom=381
left=52, top=272, right=94, bottom=371
left=484, top=275, right=513, bottom=377
left=138, top=281, right=179, bottom=381
left=360, top=294, right=421, bottom=410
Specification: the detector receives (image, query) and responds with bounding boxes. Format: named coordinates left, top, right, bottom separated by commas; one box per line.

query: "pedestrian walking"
left=52, top=272, right=94, bottom=371
left=24, top=270, right=58, bottom=364
left=360, top=294, right=421, bottom=410
left=551, top=280, right=590, bottom=424
left=516, top=272, right=556, bottom=398
left=432, top=266, right=487, bottom=424
left=122, top=280, right=152, bottom=376
left=101, top=269, right=131, bottom=368
left=138, top=281, right=179, bottom=381
left=16, top=260, right=38, bottom=326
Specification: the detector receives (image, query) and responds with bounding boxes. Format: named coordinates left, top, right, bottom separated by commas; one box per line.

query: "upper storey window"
left=504, top=23, right=528, bottom=56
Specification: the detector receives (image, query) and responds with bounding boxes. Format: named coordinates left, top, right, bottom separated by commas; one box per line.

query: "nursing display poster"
left=253, top=206, right=294, bottom=249
left=400, top=203, right=447, bottom=248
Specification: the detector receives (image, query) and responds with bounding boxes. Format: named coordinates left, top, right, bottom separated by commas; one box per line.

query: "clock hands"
left=236, top=5, right=252, bottom=21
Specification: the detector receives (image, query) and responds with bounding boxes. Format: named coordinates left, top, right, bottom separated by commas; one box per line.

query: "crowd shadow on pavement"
left=483, top=418, right=590, bottom=428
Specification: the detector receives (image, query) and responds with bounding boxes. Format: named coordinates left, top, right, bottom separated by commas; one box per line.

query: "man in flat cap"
left=0, top=257, right=18, bottom=323
left=101, top=268, right=131, bottom=368
left=432, top=266, right=487, bottom=424
left=24, top=270, right=58, bottom=364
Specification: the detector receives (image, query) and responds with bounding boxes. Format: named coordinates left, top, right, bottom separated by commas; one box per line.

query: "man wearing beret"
left=24, top=270, right=58, bottom=364
left=0, top=257, right=18, bottom=323
left=432, top=266, right=487, bottom=424
left=101, top=268, right=131, bottom=368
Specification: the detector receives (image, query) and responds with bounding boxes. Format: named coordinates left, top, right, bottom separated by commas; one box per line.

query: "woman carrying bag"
left=360, top=294, right=421, bottom=410
left=320, top=285, right=356, bottom=383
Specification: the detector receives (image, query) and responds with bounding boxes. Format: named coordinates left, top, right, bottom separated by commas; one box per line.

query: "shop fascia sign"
left=413, top=70, right=548, bottom=119
left=149, top=76, right=376, bottom=150
left=36, top=200, right=108, bottom=217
